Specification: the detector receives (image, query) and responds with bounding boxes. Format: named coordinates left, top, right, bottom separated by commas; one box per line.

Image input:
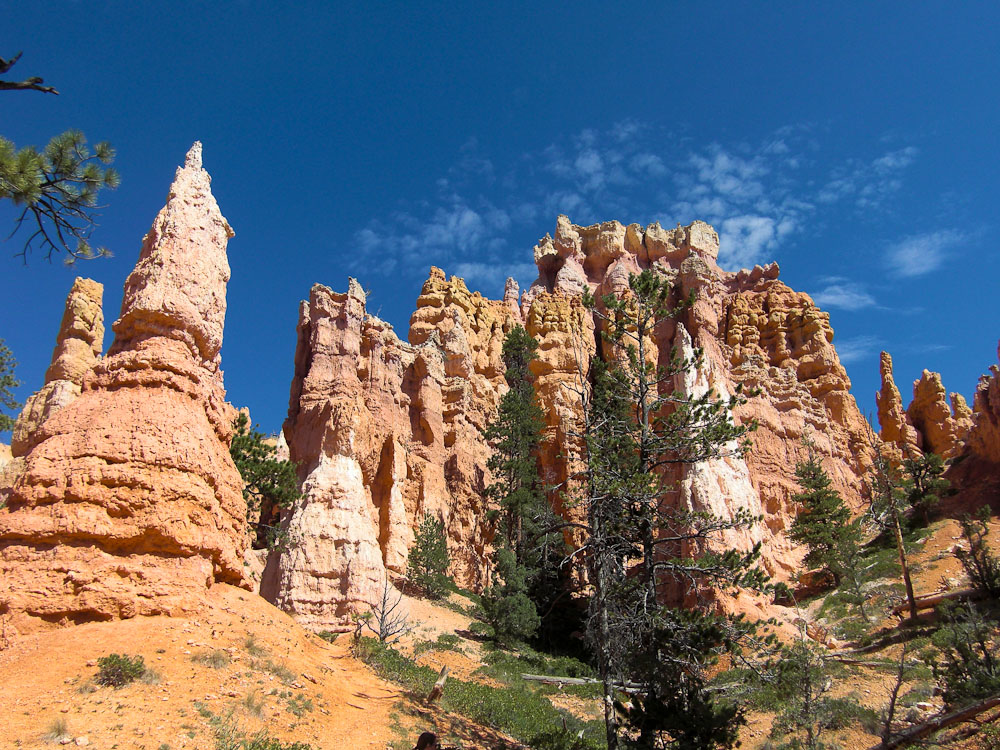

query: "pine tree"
left=1, top=54, right=119, bottom=263
left=479, top=547, right=541, bottom=646
left=572, top=268, right=766, bottom=750
left=0, top=338, right=20, bottom=433
left=482, top=325, right=565, bottom=642
left=866, top=430, right=918, bottom=622
left=902, top=452, right=950, bottom=526
left=788, top=443, right=855, bottom=586
left=408, top=515, right=450, bottom=599
left=229, top=413, right=301, bottom=549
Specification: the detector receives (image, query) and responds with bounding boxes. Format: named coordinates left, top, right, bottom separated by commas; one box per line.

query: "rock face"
left=877, top=351, right=921, bottom=458
left=277, top=216, right=876, bottom=628
left=273, top=270, right=514, bottom=630
left=907, top=370, right=972, bottom=459
left=966, top=342, right=1000, bottom=465
left=11, top=278, right=104, bottom=457
left=520, top=217, right=873, bottom=580
left=877, top=354, right=973, bottom=461
left=0, top=143, right=247, bottom=630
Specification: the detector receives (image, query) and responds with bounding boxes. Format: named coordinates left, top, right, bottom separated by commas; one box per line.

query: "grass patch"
left=244, top=635, right=269, bottom=658
left=192, top=649, right=233, bottom=669
left=198, top=704, right=312, bottom=750
left=413, top=632, right=466, bottom=657
left=240, top=691, right=264, bottom=717
left=354, top=637, right=604, bottom=745
left=43, top=717, right=72, bottom=743
left=283, top=692, right=313, bottom=717
left=316, top=631, right=339, bottom=644
left=249, top=655, right=297, bottom=685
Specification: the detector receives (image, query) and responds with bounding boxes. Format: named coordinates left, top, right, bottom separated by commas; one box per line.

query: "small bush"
left=240, top=691, right=264, bottom=717
left=244, top=634, right=268, bottom=657
left=95, top=653, right=146, bottom=688
left=285, top=693, right=313, bottom=717
left=192, top=649, right=232, bottom=669
left=957, top=506, right=1000, bottom=596
left=43, top=716, right=71, bottom=743
left=316, top=631, right=339, bottom=644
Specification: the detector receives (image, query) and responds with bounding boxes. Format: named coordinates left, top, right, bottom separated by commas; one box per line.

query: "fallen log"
left=889, top=588, right=982, bottom=616
left=521, top=673, right=643, bottom=692
left=870, top=695, right=1000, bottom=750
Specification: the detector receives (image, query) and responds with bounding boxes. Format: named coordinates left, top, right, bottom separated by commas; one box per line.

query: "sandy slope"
left=0, top=585, right=513, bottom=750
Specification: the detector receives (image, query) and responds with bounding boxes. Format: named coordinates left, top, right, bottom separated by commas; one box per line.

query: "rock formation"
left=272, top=270, right=514, bottom=630
left=276, top=215, right=877, bottom=629
left=11, top=278, right=104, bottom=457
left=906, top=370, right=972, bottom=459
left=877, top=354, right=973, bottom=461
left=0, top=143, right=247, bottom=630
left=965, top=342, right=1000, bottom=466
left=520, top=217, right=874, bottom=580
left=877, top=351, right=921, bottom=458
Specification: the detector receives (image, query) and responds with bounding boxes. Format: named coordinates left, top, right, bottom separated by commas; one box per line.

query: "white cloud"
left=835, top=335, right=882, bottom=364
left=348, top=123, right=926, bottom=299
left=886, top=229, right=966, bottom=277
left=718, top=215, right=782, bottom=268
left=812, top=280, right=876, bottom=310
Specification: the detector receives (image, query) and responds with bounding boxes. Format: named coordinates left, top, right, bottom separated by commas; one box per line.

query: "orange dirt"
left=0, top=585, right=515, bottom=750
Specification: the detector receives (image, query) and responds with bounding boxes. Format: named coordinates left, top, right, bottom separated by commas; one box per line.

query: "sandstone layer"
left=11, top=277, right=104, bottom=457
left=0, top=143, right=247, bottom=630
left=277, top=216, right=876, bottom=629
left=272, top=270, right=515, bottom=630
left=520, top=217, right=874, bottom=580
left=877, top=353, right=974, bottom=461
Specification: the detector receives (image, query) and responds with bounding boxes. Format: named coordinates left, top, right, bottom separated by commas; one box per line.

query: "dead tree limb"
left=870, top=695, right=1000, bottom=750
left=0, top=52, right=58, bottom=94
left=889, top=588, right=982, bottom=616
left=426, top=665, right=448, bottom=703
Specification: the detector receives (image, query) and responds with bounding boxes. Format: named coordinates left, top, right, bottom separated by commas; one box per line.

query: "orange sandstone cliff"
left=274, top=216, right=876, bottom=629
left=269, top=271, right=515, bottom=630
left=0, top=143, right=247, bottom=631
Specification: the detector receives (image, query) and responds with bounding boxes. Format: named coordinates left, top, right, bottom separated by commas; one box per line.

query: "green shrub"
left=354, top=637, right=602, bottom=744
left=95, top=653, right=146, bottom=688
left=408, top=515, right=451, bottom=598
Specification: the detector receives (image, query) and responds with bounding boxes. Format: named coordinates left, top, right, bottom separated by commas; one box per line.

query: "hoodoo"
left=274, top=216, right=877, bottom=627
left=0, top=143, right=247, bottom=630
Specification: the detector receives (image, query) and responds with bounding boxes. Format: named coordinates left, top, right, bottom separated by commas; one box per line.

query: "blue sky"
left=2, top=1, right=998, bottom=435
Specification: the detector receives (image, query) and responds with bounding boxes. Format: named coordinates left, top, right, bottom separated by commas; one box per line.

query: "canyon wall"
left=271, top=270, right=515, bottom=630
left=275, top=216, right=876, bottom=629
left=0, top=144, right=247, bottom=631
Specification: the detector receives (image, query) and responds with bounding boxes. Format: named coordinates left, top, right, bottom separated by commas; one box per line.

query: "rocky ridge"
left=0, top=143, right=247, bottom=631
left=269, top=270, right=514, bottom=630
left=273, top=216, right=877, bottom=629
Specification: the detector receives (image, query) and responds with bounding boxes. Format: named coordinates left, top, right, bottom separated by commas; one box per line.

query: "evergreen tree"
left=1, top=54, right=118, bottom=263
left=788, top=443, right=855, bottom=586
left=230, top=413, right=301, bottom=549
left=866, top=430, right=918, bottom=622
left=408, top=515, right=450, bottom=599
left=483, top=325, right=548, bottom=560
left=901, top=452, right=950, bottom=526
left=479, top=547, right=541, bottom=646
left=572, top=269, right=766, bottom=750
left=482, top=324, right=565, bottom=642
left=0, top=338, right=20, bottom=433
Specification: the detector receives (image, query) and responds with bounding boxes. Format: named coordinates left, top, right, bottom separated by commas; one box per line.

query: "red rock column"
left=0, top=143, right=247, bottom=630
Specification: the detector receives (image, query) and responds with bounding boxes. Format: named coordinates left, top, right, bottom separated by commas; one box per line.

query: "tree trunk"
left=891, top=512, right=918, bottom=622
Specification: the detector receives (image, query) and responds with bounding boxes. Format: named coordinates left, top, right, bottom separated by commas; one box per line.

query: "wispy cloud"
left=885, top=229, right=966, bottom=277
left=835, top=335, right=882, bottom=364
left=348, top=122, right=924, bottom=296
left=812, top=278, right=877, bottom=311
